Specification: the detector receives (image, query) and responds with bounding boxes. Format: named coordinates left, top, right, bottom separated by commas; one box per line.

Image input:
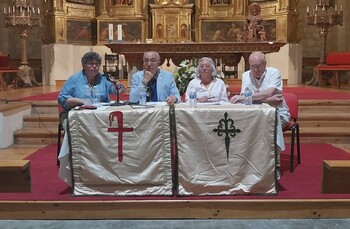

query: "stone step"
left=299, top=100, right=350, bottom=106
left=299, top=106, right=350, bottom=113
left=284, top=126, right=350, bottom=144
left=23, top=114, right=59, bottom=128
left=299, top=120, right=350, bottom=128
left=14, top=128, right=60, bottom=145
left=30, top=101, right=59, bottom=115
left=299, top=112, right=350, bottom=121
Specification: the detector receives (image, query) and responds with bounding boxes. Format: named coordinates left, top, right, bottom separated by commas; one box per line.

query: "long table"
left=59, top=103, right=278, bottom=196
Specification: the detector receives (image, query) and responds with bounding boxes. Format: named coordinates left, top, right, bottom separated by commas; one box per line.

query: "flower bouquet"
left=174, top=59, right=199, bottom=96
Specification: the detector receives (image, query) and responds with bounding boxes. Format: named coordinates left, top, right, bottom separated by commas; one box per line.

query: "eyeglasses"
left=143, top=59, right=159, bottom=64
left=86, top=63, right=101, bottom=67
left=250, top=64, right=265, bottom=70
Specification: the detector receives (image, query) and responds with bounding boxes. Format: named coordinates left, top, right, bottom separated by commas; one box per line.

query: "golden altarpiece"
left=41, top=0, right=300, bottom=86
left=44, top=0, right=298, bottom=44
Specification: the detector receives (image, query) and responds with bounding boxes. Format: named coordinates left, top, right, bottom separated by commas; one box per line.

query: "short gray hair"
left=81, top=52, right=102, bottom=65
left=195, top=57, right=217, bottom=80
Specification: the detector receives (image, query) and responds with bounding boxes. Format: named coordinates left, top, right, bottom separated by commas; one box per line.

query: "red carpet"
left=1, top=143, right=350, bottom=201
left=283, top=87, right=350, bottom=100
left=19, top=86, right=350, bottom=101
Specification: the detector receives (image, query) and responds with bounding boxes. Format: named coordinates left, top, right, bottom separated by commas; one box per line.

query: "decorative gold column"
left=97, top=0, right=109, bottom=16
left=53, top=0, right=64, bottom=12
left=134, top=0, right=143, bottom=17
left=198, top=0, right=209, bottom=17
left=233, top=0, right=244, bottom=15
left=278, top=0, right=290, bottom=11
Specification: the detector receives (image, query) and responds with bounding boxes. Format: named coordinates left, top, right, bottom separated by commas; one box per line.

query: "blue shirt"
left=57, top=70, right=123, bottom=111
left=129, top=69, right=181, bottom=103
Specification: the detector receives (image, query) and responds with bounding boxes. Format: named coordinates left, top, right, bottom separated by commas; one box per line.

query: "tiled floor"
left=1, top=219, right=350, bottom=229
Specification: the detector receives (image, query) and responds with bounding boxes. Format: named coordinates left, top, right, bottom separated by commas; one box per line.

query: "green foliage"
left=174, top=59, right=199, bottom=96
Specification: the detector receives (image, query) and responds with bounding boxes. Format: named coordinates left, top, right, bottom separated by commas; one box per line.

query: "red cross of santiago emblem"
left=107, top=111, right=134, bottom=162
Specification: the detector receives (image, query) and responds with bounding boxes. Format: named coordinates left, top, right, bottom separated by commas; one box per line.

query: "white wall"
left=41, top=44, right=112, bottom=86
left=266, top=43, right=303, bottom=85
left=0, top=107, right=31, bottom=148
left=42, top=43, right=303, bottom=86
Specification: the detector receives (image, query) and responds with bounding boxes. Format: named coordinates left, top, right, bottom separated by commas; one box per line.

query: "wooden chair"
left=283, top=92, right=301, bottom=172
left=222, top=64, right=237, bottom=79
left=103, top=53, right=119, bottom=79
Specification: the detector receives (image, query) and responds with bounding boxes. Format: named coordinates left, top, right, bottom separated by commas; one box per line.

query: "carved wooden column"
left=234, top=0, right=245, bottom=15
left=97, top=0, right=109, bottom=16
left=134, top=0, right=143, bottom=16
left=198, top=0, right=209, bottom=17
left=53, top=0, right=64, bottom=12
left=278, top=0, right=290, bottom=11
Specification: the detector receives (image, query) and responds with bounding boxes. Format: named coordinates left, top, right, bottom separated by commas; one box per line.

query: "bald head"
left=249, top=51, right=266, bottom=65
left=249, top=51, right=267, bottom=78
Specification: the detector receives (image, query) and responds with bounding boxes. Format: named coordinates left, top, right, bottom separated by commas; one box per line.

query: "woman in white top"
left=185, top=57, right=228, bottom=103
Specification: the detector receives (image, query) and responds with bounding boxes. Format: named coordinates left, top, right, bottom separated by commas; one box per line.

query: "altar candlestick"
left=117, top=24, right=122, bottom=41
left=108, top=23, right=113, bottom=41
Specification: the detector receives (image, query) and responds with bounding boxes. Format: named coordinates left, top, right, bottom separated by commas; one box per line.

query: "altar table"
left=59, top=103, right=278, bottom=196
left=105, top=42, right=286, bottom=70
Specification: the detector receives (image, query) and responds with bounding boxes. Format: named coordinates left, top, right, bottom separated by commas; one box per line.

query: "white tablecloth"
left=58, top=103, right=282, bottom=196
left=175, top=103, right=278, bottom=195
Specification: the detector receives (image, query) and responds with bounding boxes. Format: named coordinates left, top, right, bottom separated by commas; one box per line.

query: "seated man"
left=129, top=51, right=181, bottom=105
left=230, top=51, right=290, bottom=178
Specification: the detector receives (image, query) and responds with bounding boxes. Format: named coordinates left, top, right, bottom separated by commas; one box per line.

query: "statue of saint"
left=244, top=2, right=265, bottom=42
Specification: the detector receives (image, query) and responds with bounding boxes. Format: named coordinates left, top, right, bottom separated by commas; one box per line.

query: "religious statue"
left=241, top=2, right=265, bottom=42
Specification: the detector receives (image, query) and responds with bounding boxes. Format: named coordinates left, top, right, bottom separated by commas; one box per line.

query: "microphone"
left=103, top=73, right=126, bottom=107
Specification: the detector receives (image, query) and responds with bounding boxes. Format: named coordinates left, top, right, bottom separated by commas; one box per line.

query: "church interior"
left=1, top=0, right=350, bottom=222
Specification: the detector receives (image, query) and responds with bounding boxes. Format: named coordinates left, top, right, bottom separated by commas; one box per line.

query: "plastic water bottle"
left=189, top=88, right=197, bottom=108
left=84, top=85, right=93, bottom=105
left=244, top=87, right=252, bottom=105
left=139, top=90, right=147, bottom=105
left=92, top=86, right=100, bottom=106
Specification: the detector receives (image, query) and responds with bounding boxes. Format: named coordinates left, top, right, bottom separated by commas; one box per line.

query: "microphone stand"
left=104, top=73, right=126, bottom=106
left=110, top=83, right=126, bottom=106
